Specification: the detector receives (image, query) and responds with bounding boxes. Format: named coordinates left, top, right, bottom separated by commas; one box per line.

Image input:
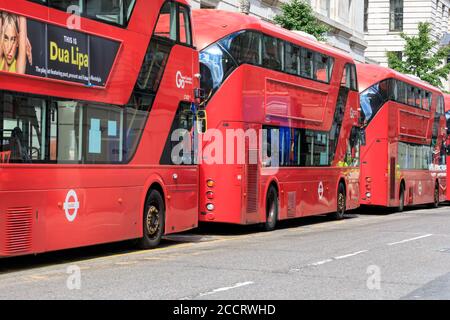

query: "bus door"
left=153, top=1, right=199, bottom=232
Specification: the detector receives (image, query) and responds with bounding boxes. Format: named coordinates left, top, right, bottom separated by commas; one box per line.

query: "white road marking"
left=198, top=281, right=254, bottom=297
left=334, top=250, right=368, bottom=260
left=309, top=259, right=334, bottom=266
left=306, top=250, right=369, bottom=269
left=387, top=234, right=433, bottom=246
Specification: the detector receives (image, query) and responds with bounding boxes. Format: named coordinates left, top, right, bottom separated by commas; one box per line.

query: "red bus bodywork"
left=358, top=64, right=446, bottom=209
left=0, top=0, right=199, bottom=257
left=193, top=10, right=361, bottom=226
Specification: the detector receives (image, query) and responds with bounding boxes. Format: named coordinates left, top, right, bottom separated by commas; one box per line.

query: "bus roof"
left=356, top=63, right=442, bottom=94
left=192, top=10, right=354, bottom=62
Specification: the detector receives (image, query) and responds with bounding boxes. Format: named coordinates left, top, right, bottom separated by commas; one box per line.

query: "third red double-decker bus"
left=358, top=64, right=447, bottom=211
left=0, top=0, right=202, bottom=257
left=445, top=94, right=450, bottom=200
left=194, top=10, right=361, bottom=230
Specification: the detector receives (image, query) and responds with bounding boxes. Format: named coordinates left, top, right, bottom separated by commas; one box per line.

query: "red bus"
left=445, top=94, right=450, bottom=200
left=358, top=64, right=447, bottom=211
left=194, top=10, right=361, bottom=230
left=0, top=0, right=202, bottom=257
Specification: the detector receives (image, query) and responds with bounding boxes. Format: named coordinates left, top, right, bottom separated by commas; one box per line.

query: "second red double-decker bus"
left=194, top=10, right=361, bottom=230
left=358, top=64, right=447, bottom=211
left=0, top=0, right=202, bottom=257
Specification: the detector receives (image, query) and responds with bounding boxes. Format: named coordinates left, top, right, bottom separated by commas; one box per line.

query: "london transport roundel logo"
left=318, top=181, right=324, bottom=199
left=64, top=189, right=80, bottom=222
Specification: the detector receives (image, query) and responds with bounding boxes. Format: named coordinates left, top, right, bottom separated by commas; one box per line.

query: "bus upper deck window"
left=154, top=2, right=177, bottom=41
left=49, top=0, right=82, bottom=12
left=179, top=5, right=192, bottom=46
left=86, top=0, right=123, bottom=25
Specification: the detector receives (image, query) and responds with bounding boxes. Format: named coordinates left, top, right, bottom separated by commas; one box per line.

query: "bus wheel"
left=330, top=183, right=346, bottom=220
left=431, top=183, right=440, bottom=208
left=397, top=184, right=405, bottom=212
left=139, top=189, right=165, bottom=249
left=263, top=186, right=278, bottom=232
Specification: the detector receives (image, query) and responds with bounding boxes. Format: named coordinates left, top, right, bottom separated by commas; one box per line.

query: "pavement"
left=1, top=204, right=450, bottom=300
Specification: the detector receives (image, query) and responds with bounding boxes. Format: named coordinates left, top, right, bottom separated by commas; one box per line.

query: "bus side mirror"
left=194, top=88, right=206, bottom=101
left=360, top=128, right=366, bottom=146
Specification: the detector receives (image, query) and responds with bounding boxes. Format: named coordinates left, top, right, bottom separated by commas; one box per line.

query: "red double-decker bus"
left=194, top=10, right=361, bottom=230
left=0, top=0, right=202, bottom=257
left=358, top=64, right=446, bottom=211
left=445, top=94, right=450, bottom=200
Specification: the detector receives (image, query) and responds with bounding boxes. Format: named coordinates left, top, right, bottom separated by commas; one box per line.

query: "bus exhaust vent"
left=287, top=192, right=296, bottom=218
left=246, top=164, right=259, bottom=214
left=4, top=207, right=33, bottom=255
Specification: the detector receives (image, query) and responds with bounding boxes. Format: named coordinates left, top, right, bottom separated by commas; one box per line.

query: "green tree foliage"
left=387, top=22, right=450, bottom=89
left=273, top=0, right=329, bottom=41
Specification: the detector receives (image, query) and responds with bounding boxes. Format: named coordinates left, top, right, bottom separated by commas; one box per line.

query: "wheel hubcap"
left=146, top=205, right=160, bottom=237
left=267, top=194, right=275, bottom=223
left=338, top=192, right=345, bottom=213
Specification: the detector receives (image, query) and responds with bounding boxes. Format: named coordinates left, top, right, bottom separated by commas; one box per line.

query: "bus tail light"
left=206, top=203, right=215, bottom=211
left=366, top=192, right=371, bottom=198
left=206, top=191, right=214, bottom=199
left=206, top=179, right=215, bottom=188
left=365, top=177, right=372, bottom=183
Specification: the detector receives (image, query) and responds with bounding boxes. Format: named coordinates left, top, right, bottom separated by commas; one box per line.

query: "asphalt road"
left=1, top=205, right=450, bottom=300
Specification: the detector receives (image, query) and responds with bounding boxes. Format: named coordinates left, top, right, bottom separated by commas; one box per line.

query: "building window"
left=338, top=0, right=351, bottom=24
left=390, top=51, right=403, bottom=60
left=319, top=0, right=331, bottom=17
left=390, top=0, right=404, bottom=31
left=364, top=0, right=369, bottom=32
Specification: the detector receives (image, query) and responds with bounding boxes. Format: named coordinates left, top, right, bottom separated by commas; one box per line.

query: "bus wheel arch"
left=329, top=179, right=346, bottom=220
left=398, top=180, right=406, bottom=212
left=432, top=179, right=440, bottom=208
left=262, top=180, right=279, bottom=232
left=138, top=181, right=167, bottom=249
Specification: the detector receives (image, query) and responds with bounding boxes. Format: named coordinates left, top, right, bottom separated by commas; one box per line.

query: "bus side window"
left=136, top=40, right=172, bottom=93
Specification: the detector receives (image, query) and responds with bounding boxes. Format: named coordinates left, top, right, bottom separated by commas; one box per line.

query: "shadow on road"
left=1, top=202, right=448, bottom=274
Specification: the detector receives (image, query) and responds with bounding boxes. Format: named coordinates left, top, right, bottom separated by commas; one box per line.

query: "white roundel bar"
left=318, top=181, right=324, bottom=200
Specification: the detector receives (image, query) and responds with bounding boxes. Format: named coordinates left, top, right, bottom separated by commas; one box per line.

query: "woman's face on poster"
left=3, top=21, right=18, bottom=65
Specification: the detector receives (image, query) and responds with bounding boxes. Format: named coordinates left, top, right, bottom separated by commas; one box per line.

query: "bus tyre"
left=431, top=183, right=440, bottom=208
left=263, top=186, right=279, bottom=232
left=139, top=189, right=165, bottom=249
left=398, top=184, right=405, bottom=212
left=330, top=183, right=346, bottom=220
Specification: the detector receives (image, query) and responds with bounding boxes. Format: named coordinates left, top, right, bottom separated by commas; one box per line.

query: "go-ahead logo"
left=64, top=189, right=80, bottom=222
left=176, top=71, right=193, bottom=89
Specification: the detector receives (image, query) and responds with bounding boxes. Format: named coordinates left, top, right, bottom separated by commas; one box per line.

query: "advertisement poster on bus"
left=0, top=10, right=119, bottom=87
